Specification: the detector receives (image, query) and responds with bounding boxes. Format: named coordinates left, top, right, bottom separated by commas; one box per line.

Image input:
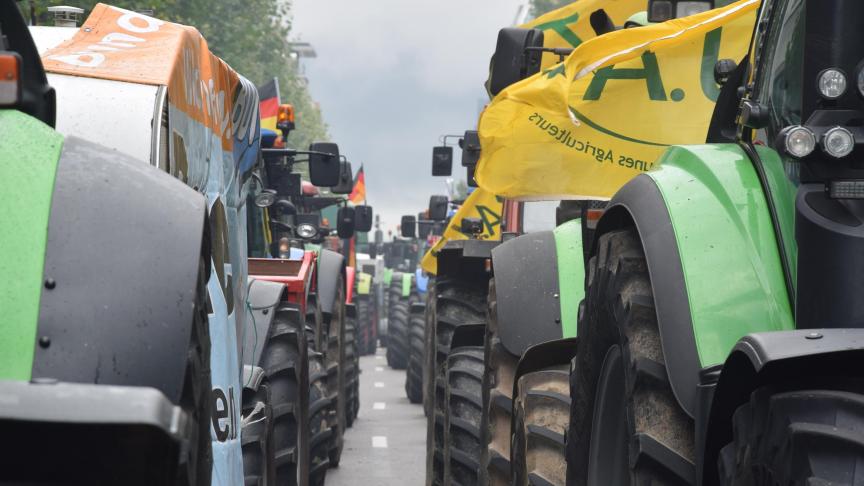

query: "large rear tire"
left=321, top=279, right=346, bottom=467
left=511, top=365, right=570, bottom=486
left=242, top=378, right=276, bottom=486
left=344, top=306, right=360, bottom=427
left=259, top=305, right=311, bottom=486
left=387, top=294, right=410, bottom=369
left=569, top=228, right=694, bottom=486
left=405, top=302, right=426, bottom=404
left=480, top=278, right=519, bottom=486
left=176, top=258, right=213, bottom=486
left=443, top=346, right=485, bottom=486
left=356, top=295, right=375, bottom=355
left=718, top=387, right=864, bottom=485
left=425, top=277, right=486, bottom=486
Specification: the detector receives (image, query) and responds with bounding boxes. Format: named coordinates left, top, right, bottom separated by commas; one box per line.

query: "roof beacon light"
left=0, top=54, right=21, bottom=106
left=779, top=125, right=816, bottom=159
left=822, top=126, right=855, bottom=158
left=818, top=69, right=847, bottom=99
left=676, top=1, right=712, bottom=17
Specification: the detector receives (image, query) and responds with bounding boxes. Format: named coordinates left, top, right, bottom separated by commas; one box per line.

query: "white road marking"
left=375, top=366, right=384, bottom=372
left=375, top=355, right=384, bottom=360
left=373, top=402, right=386, bottom=410
left=372, top=436, right=388, bottom=448
left=374, top=382, right=384, bottom=388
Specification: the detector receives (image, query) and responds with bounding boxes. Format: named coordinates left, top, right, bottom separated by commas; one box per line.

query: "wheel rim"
left=587, top=345, right=629, bottom=485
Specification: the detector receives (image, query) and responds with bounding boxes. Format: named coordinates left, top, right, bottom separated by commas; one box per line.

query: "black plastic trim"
left=316, top=248, right=344, bottom=315
left=491, top=232, right=563, bottom=356
left=596, top=174, right=700, bottom=418
left=512, top=337, right=579, bottom=401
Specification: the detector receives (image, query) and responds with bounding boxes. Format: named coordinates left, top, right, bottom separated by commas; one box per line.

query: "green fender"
left=598, top=143, right=794, bottom=416
left=401, top=272, right=412, bottom=297
left=553, top=219, right=584, bottom=338
left=0, top=110, right=63, bottom=381
left=383, top=267, right=393, bottom=286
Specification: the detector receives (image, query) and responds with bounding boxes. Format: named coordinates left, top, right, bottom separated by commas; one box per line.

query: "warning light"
left=277, top=104, right=295, bottom=136
left=0, top=53, right=22, bottom=106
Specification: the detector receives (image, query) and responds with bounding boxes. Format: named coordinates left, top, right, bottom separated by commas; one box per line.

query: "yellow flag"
left=420, top=188, right=504, bottom=275
left=521, top=0, right=647, bottom=69
left=476, top=0, right=759, bottom=200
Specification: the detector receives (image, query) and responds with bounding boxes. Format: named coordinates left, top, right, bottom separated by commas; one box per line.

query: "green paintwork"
left=383, top=268, right=393, bottom=286
left=401, top=272, right=411, bottom=297
left=753, top=145, right=799, bottom=291
left=357, top=272, right=372, bottom=295
left=0, top=110, right=63, bottom=381
left=650, top=143, right=795, bottom=367
left=553, top=219, right=584, bottom=338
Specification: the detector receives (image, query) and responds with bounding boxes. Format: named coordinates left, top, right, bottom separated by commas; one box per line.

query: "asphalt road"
left=327, top=348, right=426, bottom=485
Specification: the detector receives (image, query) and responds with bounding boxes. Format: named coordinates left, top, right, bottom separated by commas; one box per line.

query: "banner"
left=521, top=0, right=646, bottom=69
left=420, top=188, right=503, bottom=275
left=476, top=0, right=759, bottom=200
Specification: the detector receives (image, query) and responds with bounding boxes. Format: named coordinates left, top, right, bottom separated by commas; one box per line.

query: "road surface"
left=327, top=348, right=426, bottom=485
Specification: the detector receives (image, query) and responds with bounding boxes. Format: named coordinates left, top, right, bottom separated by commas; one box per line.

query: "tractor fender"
left=512, top=337, right=579, bottom=401
left=32, top=136, right=207, bottom=405
left=700, top=329, right=864, bottom=484
left=437, top=239, right=497, bottom=284
left=401, top=272, right=412, bottom=297
left=345, top=265, right=356, bottom=304
left=450, top=323, right=486, bottom=350
left=316, top=248, right=345, bottom=316
left=491, top=231, right=564, bottom=357
left=244, top=277, right=287, bottom=367
left=595, top=144, right=794, bottom=419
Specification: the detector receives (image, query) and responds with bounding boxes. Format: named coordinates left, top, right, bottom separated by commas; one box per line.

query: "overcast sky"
left=292, top=0, right=526, bottom=237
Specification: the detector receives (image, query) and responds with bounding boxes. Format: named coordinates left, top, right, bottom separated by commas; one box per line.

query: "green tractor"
left=481, top=0, right=864, bottom=485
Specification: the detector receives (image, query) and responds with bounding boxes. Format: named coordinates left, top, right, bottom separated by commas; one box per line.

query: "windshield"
left=521, top=200, right=559, bottom=233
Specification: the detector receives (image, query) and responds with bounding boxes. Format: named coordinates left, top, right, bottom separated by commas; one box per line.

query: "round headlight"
left=254, top=189, right=277, bottom=208
left=296, top=223, right=317, bottom=239
left=779, top=125, right=816, bottom=158
left=822, top=126, right=855, bottom=158
left=818, top=69, right=847, bottom=99
left=858, top=66, right=864, bottom=97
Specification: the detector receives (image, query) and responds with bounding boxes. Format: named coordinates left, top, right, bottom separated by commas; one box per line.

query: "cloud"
left=291, top=0, right=524, bottom=234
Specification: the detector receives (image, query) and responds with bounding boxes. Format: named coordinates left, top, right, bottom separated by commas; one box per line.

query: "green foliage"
left=30, top=0, right=328, bottom=147
left=529, top=0, right=571, bottom=17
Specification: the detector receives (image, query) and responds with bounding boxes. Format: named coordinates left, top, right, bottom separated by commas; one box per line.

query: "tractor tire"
left=307, top=347, right=331, bottom=486
left=258, top=305, right=311, bottom=486
left=443, top=346, right=485, bottom=486
left=405, top=302, right=426, bottom=404
left=305, top=293, right=342, bottom=471
left=356, top=295, right=375, bottom=355
left=176, top=258, right=212, bottom=486
left=242, top=378, right=276, bottom=486
left=344, top=307, right=359, bottom=427
left=422, top=279, right=436, bottom=418
left=717, top=387, right=864, bottom=485
left=425, top=277, right=486, bottom=486
left=324, top=282, right=346, bottom=467
left=569, top=228, right=694, bottom=486
left=480, top=278, right=519, bottom=486
left=387, top=296, right=409, bottom=370
left=511, top=365, right=570, bottom=486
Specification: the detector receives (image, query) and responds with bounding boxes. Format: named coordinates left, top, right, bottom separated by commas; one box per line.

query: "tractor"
left=477, top=0, right=864, bottom=485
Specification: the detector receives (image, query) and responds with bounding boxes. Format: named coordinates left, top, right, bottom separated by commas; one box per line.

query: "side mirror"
left=432, top=146, right=453, bottom=176
left=648, top=0, right=713, bottom=22
left=401, top=215, right=417, bottom=238
left=461, top=131, right=480, bottom=167
left=431, top=221, right=445, bottom=236
left=337, top=206, right=356, bottom=239
left=488, top=27, right=544, bottom=96
left=374, top=229, right=383, bottom=245
left=428, top=195, right=449, bottom=221
left=460, top=217, right=483, bottom=235
left=309, top=142, right=340, bottom=187
left=331, top=161, right=354, bottom=194
left=590, top=9, right=617, bottom=36
left=713, top=59, right=737, bottom=86
left=418, top=220, right=433, bottom=239
left=355, top=205, right=373, bottom=232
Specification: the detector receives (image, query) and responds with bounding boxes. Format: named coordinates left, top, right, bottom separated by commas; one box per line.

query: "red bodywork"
left=248, top=251, right=316, bottom=315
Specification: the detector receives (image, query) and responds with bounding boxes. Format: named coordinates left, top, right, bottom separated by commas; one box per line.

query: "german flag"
left=348, top=166, right=366, bottom=204
left=258, top=78, right=280, bottom=132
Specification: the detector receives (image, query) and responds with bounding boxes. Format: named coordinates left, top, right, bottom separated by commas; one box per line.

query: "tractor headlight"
left=818, top=69, right=847, bottom=100
left=857, top=66, right=864, bottom=98
left=822, top=126, right=855, bottom=158
left=296, top=223, right=318, bottom=239
left=676, top=1, right=712, bottom=17
left=778, top=125, right=816, bottom=159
